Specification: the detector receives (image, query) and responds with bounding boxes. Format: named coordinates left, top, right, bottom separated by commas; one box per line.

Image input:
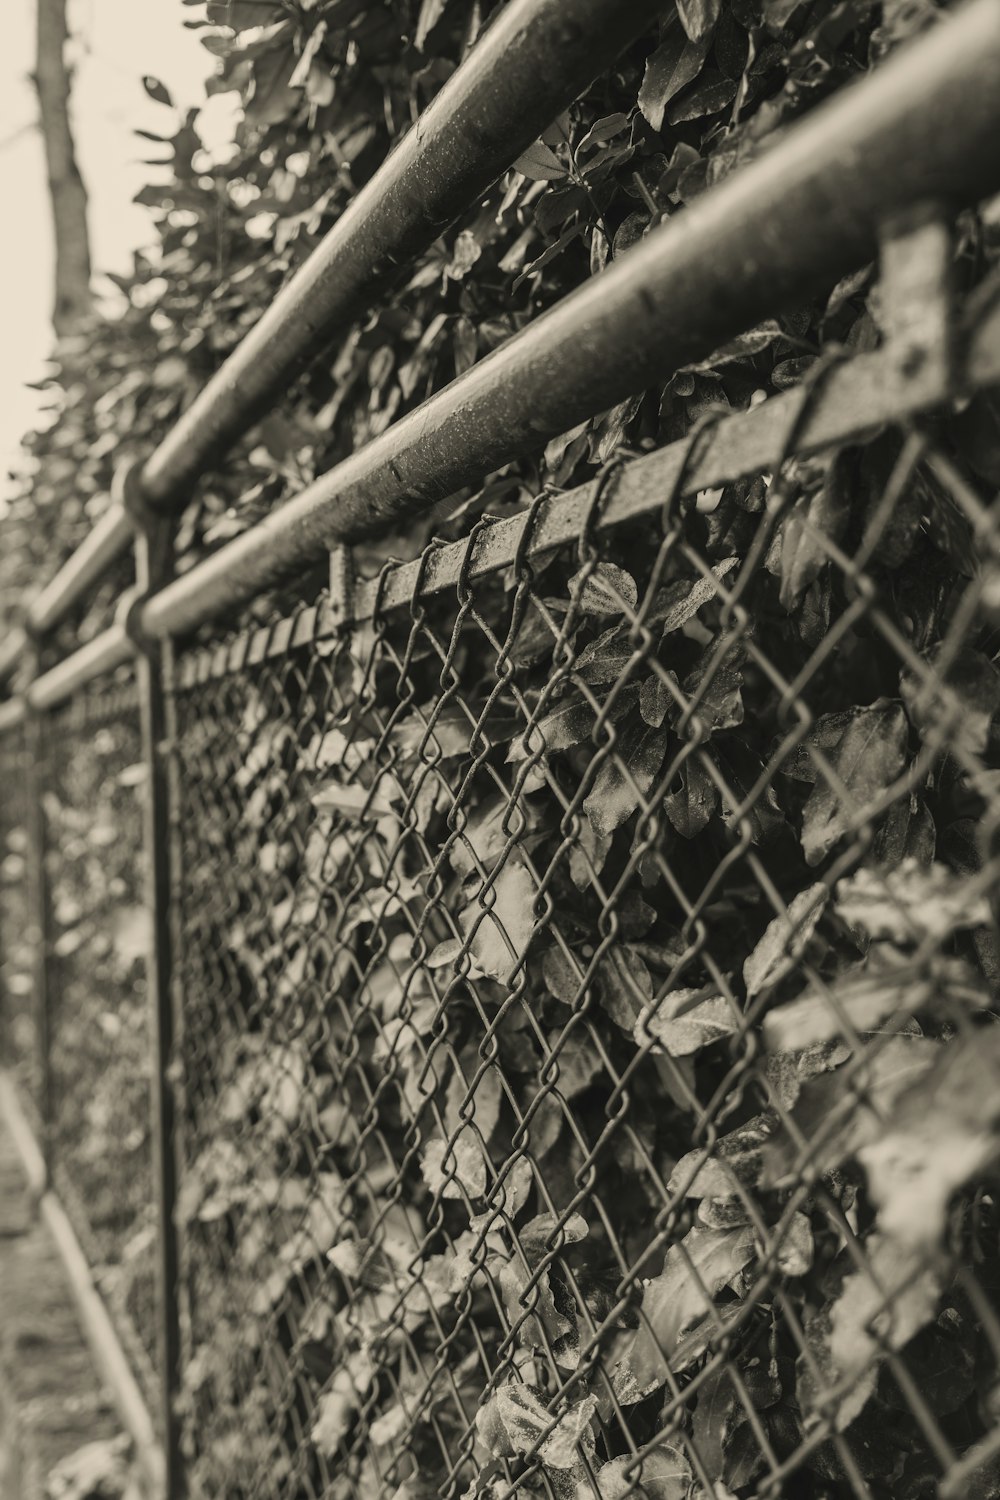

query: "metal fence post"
left=119, top=463, right=185, bottom=1498
left=23, top=637, right=54, bottom=1178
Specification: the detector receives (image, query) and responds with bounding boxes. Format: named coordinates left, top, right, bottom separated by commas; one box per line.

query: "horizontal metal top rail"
left=27, top=505, right=135, bottom=637
left=2, top=0, right=999, bottom=714
left=139, top=0, right=663, bottom=511
left=140, top=0, right=1000, bottom=640
left=0, top=0, right=661, bottom=675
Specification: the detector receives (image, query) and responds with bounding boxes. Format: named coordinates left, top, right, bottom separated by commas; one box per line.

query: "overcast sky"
left=0, top=0, right=236, bottom=508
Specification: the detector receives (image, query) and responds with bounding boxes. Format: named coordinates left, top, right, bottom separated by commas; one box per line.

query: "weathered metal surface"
left=138, top=0, right=664, bottom=512
left=27, top=505, right=134, bottom=637
left=139, top=0, right=1000, bottom=641
left=171, top=300, right=1000, bottom=686
left=132, top=523, right=185, bottom=1499
left=26, top=625, right=133, bottom=713
left=0, top=698, right=27, bottom=734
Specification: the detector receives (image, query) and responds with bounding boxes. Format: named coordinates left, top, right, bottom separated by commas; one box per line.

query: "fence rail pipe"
left=26, top=624, right=133, bottom=713
left=0, top=627, right=29, bottom=687
left=139, top=0, right=664, bottom=512
left=27, top=505, right=134, bottom=637
left=139, top=0, right=1000, bottom=643
left=0, top=698, right=27, bottom=735
left=131, top=517, right=186, bottom=1498
left=0, top=508, right=134, bottom=688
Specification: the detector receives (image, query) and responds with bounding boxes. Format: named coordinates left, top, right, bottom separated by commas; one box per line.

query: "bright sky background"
left=0, top=0, right=238, bottom=513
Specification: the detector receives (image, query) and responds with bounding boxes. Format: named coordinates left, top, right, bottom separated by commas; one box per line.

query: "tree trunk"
left=35, top=0, right=91, bottom=338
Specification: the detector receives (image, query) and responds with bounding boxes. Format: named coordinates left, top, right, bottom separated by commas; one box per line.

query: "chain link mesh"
left=40, top=678, right=160, bottom=1415
left=168, top=407, right=1000, bottom=1500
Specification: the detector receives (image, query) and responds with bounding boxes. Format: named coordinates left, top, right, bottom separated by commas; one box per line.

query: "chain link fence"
left=165, top=394, right=1000, bottom=1499
left=40, top=678, right=161, bottom=1415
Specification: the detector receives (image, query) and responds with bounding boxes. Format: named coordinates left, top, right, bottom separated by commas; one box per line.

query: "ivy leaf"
left=543, top=943, right=653, bottom=1031
left=621, top=1225, right=757, bottom=1394
left=575, top=624, right=635, bottom=685
left=678, top=644, right=745, bottom=733
left=666, top=70, right=737, bottom=124
left=775, top=1210, right=814, bottom=1277
left=858, top=1028, right=1000, bottom=1248
left=669, top=1113, right=777, bottom=1201
left=513, top=139, right=566, bottom=182
left=800, top=700, right=909, bottom=864
left=774, top=459, right=850, bottom=610
left=677, top=0, right=723, bottom=42
left=761, top=962, right=954, bottom=1052
left=311, top=1353, right=373, bottom=1457
left=579, top=1445, right=693, bottom=1499
left=477, top=1385, right=596, bottom=1469
left=311, top=777, right=395, bottom=820
left=900, top=646, right=1000, bottom=757
left=803, top=1236, right=942, bottom=1431
left=450, top=793, right=540, bottom=879
left=762, top=1035, right=940, bottom=1186
left=583, top=724, right=669, bottom=837
left=835, top=859, right=991, bottom=944
left=461, top=855, right=538, bottom=982
left=648, top=558, right=739, bottom=634
left=692, top=1365, right=741, bottom=1477
left=206, top=1, right=283, bottom=26
left=663, top=753, right=718, bottom=838
left=743, top=883, right=828, bottom=999
left=420, top=1134, right=488, bottom=1200
left=507, top=694, right=595, bottom=762
left=570, top=561, right=639, bottom=616
left=639, top=673, right=673, bottom=728
left=638, top=31, right=712, bottom=131
left=636, top=985, right=737, bottom=1057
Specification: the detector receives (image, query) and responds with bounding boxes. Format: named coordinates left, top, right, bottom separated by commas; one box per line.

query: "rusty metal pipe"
left=139, top=0, right=1000, bottom=642
left=139, top=0, right=664, bottom=511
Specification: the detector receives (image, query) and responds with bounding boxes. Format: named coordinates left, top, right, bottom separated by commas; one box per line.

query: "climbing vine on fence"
left=174, top=414, right=1000, bottom=1495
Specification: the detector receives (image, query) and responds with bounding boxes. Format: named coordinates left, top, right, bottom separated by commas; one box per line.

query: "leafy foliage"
left=4, top=0, right=1000, bottom=1497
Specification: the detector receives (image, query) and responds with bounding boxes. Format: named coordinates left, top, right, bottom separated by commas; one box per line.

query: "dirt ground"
left=0, top=1112, right=126, bottom=1498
